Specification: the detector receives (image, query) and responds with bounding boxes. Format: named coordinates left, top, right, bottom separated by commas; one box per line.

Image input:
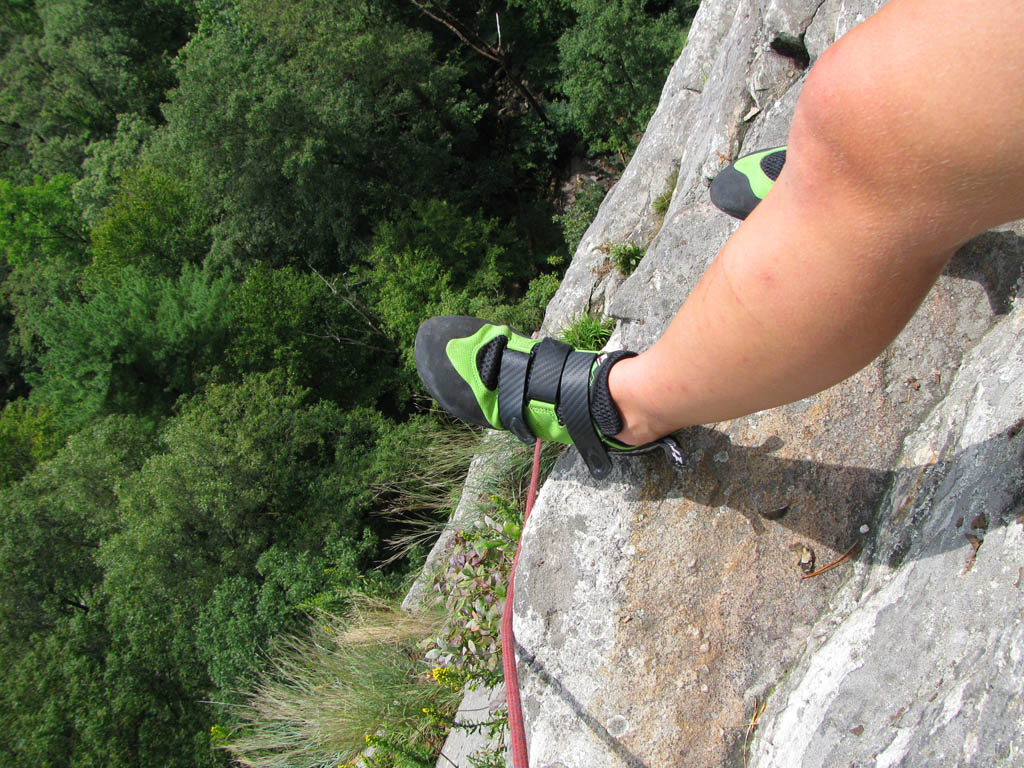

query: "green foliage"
left=0, top=415, right=151, bottom=641
left=30, top=263, right=235, bottom=429
left=0, top=398, right=62, bottom=487
left=159, top=0, right=482, bottom=270
left=367, top=199, right=563, bottom=370
left=554, top=180, right=606, bottom=257
left=0, top=374, right=410, bottom=768
left=424, top=494, right=521, bottom=687
left=558, top=0, right=691, bottom=155
left=0, top=415, right=226, bottom=765
left=89, top=373, right=395, bottom=762
left=228, top=263, right=397, bottom=408
left=198, top=538, right=397, bottom=696
left=610, top=241, right=645, bottom=275
left=468, top=746, right=509, bottom=768
left=0, top=294, right=23, bottom=405
left=0, top=174, right=89, bottom=269
left=0, top=0, right=41, bottom=46
left=0, top=174, right=90, bottom=358
left=87, top=166, right=211, bottom=284
left=366, top=200, right=515, bottom=361
left=363, top=730, right=436, bottom=768
left=481, top=271, right=562, bottom=333
left=115, top=370, right=385, bottom=562
left=0, top=420, right=182, bottom=767
left=559, top=312, right=616, bottom=349
left=73, top=112, right=157, bottom=224
left=0, top=0, right=196, bottom=179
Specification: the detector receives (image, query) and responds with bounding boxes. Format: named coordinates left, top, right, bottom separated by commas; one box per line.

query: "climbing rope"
left=502, top=437, right=542, bottom=768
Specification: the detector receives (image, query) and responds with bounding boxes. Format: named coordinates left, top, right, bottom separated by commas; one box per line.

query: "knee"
left=787, top=42, right=877, bottom=180
left=781, top=32, right=930, bottom=214
left=779, top=7, right=1024, bottom=240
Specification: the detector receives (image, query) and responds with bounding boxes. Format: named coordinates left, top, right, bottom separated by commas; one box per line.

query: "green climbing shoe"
left=709, top=146, right=787, bottom=219
left=414, top=316, right=684, bottom=479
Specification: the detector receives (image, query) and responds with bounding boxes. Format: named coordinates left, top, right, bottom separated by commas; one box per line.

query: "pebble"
left=859, top=524, right=870, bottom=534
left=607, top=715, right=630, bottom=738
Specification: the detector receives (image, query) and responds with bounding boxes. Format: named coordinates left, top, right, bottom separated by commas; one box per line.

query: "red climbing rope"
left=502, top=437, right=542, bottom=768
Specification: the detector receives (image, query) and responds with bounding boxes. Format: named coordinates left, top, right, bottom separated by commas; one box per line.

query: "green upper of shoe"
left=732, top=147, right=787, bottom=200
left=446, top=323, right=582, bottom=445
left=444, top=322, right=650, bottom=453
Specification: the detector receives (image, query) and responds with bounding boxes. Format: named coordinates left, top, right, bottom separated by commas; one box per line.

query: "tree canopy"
left=0, top=0, right=696, bottom=763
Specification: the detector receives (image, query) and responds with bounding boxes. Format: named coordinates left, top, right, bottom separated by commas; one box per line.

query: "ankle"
left=605, top=355, right=670, bottom=445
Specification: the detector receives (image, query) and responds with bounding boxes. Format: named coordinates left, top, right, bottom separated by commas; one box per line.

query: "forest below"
left=0, top=0, right=694, bottom=765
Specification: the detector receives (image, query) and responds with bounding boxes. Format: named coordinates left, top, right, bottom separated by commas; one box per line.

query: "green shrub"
left=417, top=436, right=559, bottom=690
left=0, top=400, right=63, bottom=488
left=363, top=730, right=437, bottom=768
left=88, top=166, right=210, bottom=286
left=559, top=313, right=616, bottom=349
left=470, top=271, right=562, bottom=336
left=609, top=241, right=645, bottom=275
left=469, top=745, right=508, bottom=768
left=422, top=493, right=521, bottom=687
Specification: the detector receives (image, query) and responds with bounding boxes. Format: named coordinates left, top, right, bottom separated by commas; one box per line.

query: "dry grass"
left=373, top=412, right=486, bottom=520
left=218, top=599, right=458, bottom=768
left=374, top=417, right=550, bottom=565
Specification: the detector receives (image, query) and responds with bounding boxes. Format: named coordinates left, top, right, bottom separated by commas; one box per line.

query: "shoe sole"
left=415, top=315, right=505, bottom=429
left=709, top=147, right=787, bottom=220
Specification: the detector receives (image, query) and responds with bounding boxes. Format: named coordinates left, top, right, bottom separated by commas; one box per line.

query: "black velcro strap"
left=526, top=338, right=572, bottom=405
left=498, top=348, right=535, bottom=445
left=559, top=350, right=612, bottom=479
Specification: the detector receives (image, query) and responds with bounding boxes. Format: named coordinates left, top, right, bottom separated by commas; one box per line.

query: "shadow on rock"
left=656, top=422, right=1024, bottom=567
left=517, top=644, right=653, bottom=768
left=945, top=230, right=1024, bottom=316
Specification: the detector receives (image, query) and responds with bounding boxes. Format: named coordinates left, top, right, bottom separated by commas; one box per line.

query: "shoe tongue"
left=589, top=350, right=636, bottom=438
left=476, top=336, right=507, bottom=390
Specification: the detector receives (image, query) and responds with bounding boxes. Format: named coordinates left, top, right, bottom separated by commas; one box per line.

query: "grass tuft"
left=217, top=599, right=459, bottom=768
left=559, top=313, right=616, bottom=350
left=372, top=414, right=488, bottom=564
left=652, top=167, right=679, bottom=215
left=609, top=241, right=645, bottom=276
left=218, top=406, right=563, bottom=768
left=372, top=417, right=553, bottom=566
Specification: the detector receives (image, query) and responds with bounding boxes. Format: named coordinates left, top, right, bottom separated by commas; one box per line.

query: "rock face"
left=752, top=310, right=1024, bottom=767
left=504, top=0, right=1024, bottom=766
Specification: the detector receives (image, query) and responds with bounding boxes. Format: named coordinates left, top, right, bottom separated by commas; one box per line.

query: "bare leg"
left=610, top=0, right=1024, bottom=445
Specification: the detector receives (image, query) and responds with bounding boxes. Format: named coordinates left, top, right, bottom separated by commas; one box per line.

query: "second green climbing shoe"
left=709, top=146, right=787, bottom=219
